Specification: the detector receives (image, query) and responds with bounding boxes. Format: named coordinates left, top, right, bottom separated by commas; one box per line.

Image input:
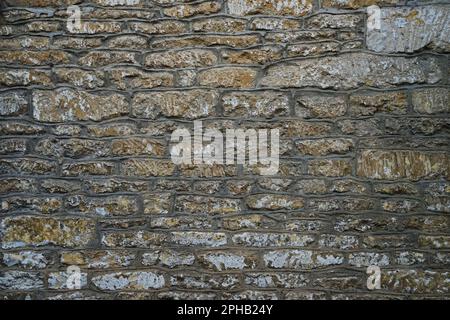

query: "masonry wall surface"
left=0, top=0, right=449, bottom=300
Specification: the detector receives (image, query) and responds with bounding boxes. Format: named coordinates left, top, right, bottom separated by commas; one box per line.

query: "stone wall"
left=0, top=0, right=449, bottom=300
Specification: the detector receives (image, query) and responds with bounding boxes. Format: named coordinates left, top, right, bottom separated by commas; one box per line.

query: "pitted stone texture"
left=322, top=0, right=400, bottom=9
left=32, top=89, right=128, bottom=122
left=92, top=271, right=165, bottom=290
left=357, top=150, right=450, bottom=181
left=132, top=90, right=217, bottom=119
left=145, top=49, right=217, bottom=68
left=246, top=194, right=304, bottom=210
left=198, top=251, right=258, bottom=271
left=222, top=91, right=290, bottom=118
left=198, top=67, right=258, bottom=88
left=175, top=195, right=241, bottom=215
left=163, top=1, right=221, bottom=18
left=5, top=0, right=81, bottom=7
left=1, top=216, right=95, bottom=249
left=261, top=53, right=443, bottom=89
left=367, top=6, right=450, bottom=53
left=228, top=0, right=313, bottom=16
left=412, top=88, right=449, bottom=114
left=0, top=91, right=28, bottom=116
left=0, top=271, right=44, bottom=290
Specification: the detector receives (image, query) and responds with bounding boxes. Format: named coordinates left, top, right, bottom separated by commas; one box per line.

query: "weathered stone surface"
left=374, top=183, right=418, bottom=195
left=53, top=36, right=102, bottom=49
left=222, top=91, right=289, bottom=118
left=163, top=1, right=221, bottom=18
left=418, top=235, right=449, bottom=249
left=175, top=195, right=240, bottom=214
left=54, top=68, right=105, bottom=89
left=228, top=0, right=313, bottom=16
left=245, top=272, right=308, bottom=288
left=48, top=271, right=88, bottom=289
left=198, top=67, right=257, bottom=88
left=102, top=231, right=166, bottom=248
left=143, top=193, right=172, bottom=214
left=179, top=164, right=236, bottom=177
left=265, top=30, right=360, bottom=43
left=121, top=159, right=175, bottom=177
left=111, top=138, right=165, bottom=156
left=5, top=0, right=81, bottom=6
left=296, top=138, right=354, bottom=156
left=145, top=49, right=217, bottom=68
left=198, top=251, right=258, bottom=271
left=0, top=139, right=27, bottom=155
left=92, top=271, right=165, bottom=290
left=170, top=272, right=239, bottom=289
left=250, top=17, right=301, bottom=30
left=0, top=68, right=52, bottom=86
left=310, top=198, right=374, bottom=212
left=2, top=251, right=50, bottom=269
left=0, top=158, right=57, bottom=175
left=142, top=250, right=194, bottom=268
left=283, top=120, right=332, bottom=137
left=306, top=13, right=363, bottom=29
left=0, top=196, right=62, bottom=214
left=246, top=194, right=303, bottom=210
left=296, top=95, right=346, bottom=118
left=221, top=47, right=282, bottom=64
left=261, top=53, right=443, bottom=89
left=193, top=17, right=246, bottom=32
left=0, top=178, right=35, bottom=194
left=0, top=271, right=44, bottom=290
left=129, top=21, right=187, bottom=35
left=107, top=35, right=148, bottom=49
left=109, top=67, right=174, bottom=90
left=263, top=250, right=343, bottom=269
left=61, top=250, right=135, bottom=269
left=88, top=123, right=137, bottom=137
left=232, top=232, right=314, bottom=247
left=150, top=216, right=213, bottom=230
left=348, top=252, right=390, bottom=267
left=90, top=0, right=143, bottom=6
left=1, top=0, right=448, bottom=299
left=132, top=90, right=217, bottom=120
left=367, top=6, right=450, bottom=53
left=222, top=214, right=276, bottom=231
left=349, top=91, right=407, bottom=116
left=33, top=89, right=128, bottom=122
left=0, top=91, right=28, bottom=116
left=363, top=235, right=411, bottom=249
left=412, top=88, right=449, bottom=114
left=308, top=159, right=352, bottom=177
left=321, top=0, right=399, bottom=9
left=170, top=232, right=227, bottom=247
left=66, top=195, right=139, bottom=216
left=357, top=150, right=449, bottom=181
left=62, top=161, right=115, bottom=176
left=69, top=21, right=122, bottom=34
left=35, top=138, right=110, bottom=158
left=151, top=34, right=260, bottom=49
left=1, top=216, right=95, bottom=249
left=286, top=41, right=340, bottom=57
left=79, top=51, right=137, bottom=67
left=319, top=234, right=359, bottom=249
left=382, top=270, right=449, bottom=294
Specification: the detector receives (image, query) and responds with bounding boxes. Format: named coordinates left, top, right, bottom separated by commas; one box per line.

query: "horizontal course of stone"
left=0, top=0, right=449, bottom=300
